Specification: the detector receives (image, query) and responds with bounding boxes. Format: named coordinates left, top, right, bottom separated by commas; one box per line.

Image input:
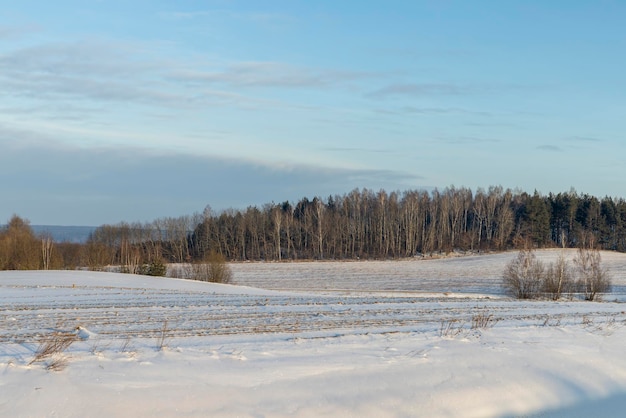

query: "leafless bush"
left=502, top=249, right=544, bottom=299
left=89, top=339, right=111, bottom=355
left=167, top=263, right=190, bottom=279
left=574, top=247, right=611, bottom=301
left=28, top=330, right=77, bottom=371
left=156, top=320, right=170, bottom=351
left=540, top=315, right=561, bottom=327
left=119, top=336, right=134, bottom=353
left=170, top=251, right=233, bottom=284
left=439, top=319, right=466, bottom=337
left=582, top=314, right=619, bottom=335
left=471, top=312, right=498, bottom=330
left=543, top=253, right=573, bottom=300
left=190, top=262, right=212, bottom=281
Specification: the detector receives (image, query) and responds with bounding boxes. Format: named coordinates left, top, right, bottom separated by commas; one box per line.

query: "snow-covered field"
left=2, top=249, right=626, bottom=417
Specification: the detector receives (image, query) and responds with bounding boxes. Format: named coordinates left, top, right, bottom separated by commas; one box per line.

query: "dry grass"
left=471, top=312, right=499, bottom=330
left=45, top=356, right=70, bottom=371
left=540, top=315, right=562, bottom=327
left=119, top=336, right=135, bottom=354
left=28, top=330, right=77, bottom=371
left=156, top=320, right=170, bottom=351
left=439, top=319, right=466, bottom=337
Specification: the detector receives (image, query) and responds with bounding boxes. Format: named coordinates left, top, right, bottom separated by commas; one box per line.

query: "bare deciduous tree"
left=0, top=215, right=41, bottom=270
left=41, top=235, right=54, bottom=270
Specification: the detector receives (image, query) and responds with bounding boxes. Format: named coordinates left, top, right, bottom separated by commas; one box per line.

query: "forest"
left=1, top=186, right=626, bottom=271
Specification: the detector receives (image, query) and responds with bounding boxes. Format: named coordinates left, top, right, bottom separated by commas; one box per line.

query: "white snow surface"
left=2, top=249, right=626, bottom=417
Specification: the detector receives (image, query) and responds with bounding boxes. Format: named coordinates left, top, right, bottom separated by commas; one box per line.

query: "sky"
left=1, top=0, right=625, bottom=225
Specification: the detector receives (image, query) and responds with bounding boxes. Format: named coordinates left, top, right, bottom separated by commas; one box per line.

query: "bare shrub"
left=167, top=263, right=189, bottom=279
left=45, top=357, right=70, bottom=372
left=574, top=247, right=611, bottom=301
left=502, top=249, right=544, bottom=299
left=156, top=320, right=170, bottom=351
left=543, top=253, right=573, bottom=300
left=190, top=261, right=211, bottom=281
left=540, top=315, right=561, bottom=327
left=175, top=251, right=233, bottom=283
left=582, top=315, right=618, bottom=335
left=29, top=330, right=77, bottom=371
left=206, top=251, right=233, bottom=283
left=119, top=336, right=134, bottom=353
left=439, top=319, right=466, bottom=337
left=471, top=312, right=498, bottom=330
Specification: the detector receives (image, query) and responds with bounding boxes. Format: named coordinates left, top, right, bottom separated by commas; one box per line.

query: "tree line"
left=2, top=186, right=626, bottom=271
left=188, top=186, right=626, bottom=261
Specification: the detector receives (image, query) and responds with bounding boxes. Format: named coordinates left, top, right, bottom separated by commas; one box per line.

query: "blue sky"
left=1, top=1, right=625, bottom=225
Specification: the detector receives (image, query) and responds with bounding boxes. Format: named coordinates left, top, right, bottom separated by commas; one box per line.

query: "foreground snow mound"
left=2, top=265, right=626, bottom=417
left=3, top=325, right=626, bottom=417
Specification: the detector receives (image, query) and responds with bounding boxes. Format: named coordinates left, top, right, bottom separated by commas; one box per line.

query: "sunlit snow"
left=2, top=249, right=626, bottom=417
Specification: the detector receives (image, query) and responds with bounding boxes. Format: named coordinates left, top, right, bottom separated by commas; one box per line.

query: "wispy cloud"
left=0, top=39, right=375, bottom=117
left=159, top=9, right=295, bottom=26
left=0, top=41, right=157, bottom=77
left=0, top=40, right=180, bottom=105
left=0, top=40, right=283, bottom=114
left=366, top=82, right=522, bottom=100
left=321, top=146, right=395, bottom=154
left=367, top=83, right=470, bottom=99
left=376, top=106, right=493, bottom=117
left=435, top=136, right=500, bottom=145
left=171, top=62, right=373, bottom=89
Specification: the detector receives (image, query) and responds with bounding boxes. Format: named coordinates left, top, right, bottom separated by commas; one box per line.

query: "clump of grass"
left=156, top=320, right=170, bottom=351
left=439, top=319, right=466, bottom=337
left=45, top=356, right=70, bottom=372
left=28, top=330, right=77, bottom=371
left=471, top=312, right=499, bottom=330
left=540, top=315, right=561, bottom=327
left=583, top=314, right=619, bottom=335
left=119, top=336, right=135, bottom=354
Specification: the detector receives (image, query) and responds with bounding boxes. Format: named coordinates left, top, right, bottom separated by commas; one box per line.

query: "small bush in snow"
left=503, top=247, right=610, bottom=301
left=471, top=312, right=498, bottom=329
left=156, top=320, right=170, bottom=351
left=191, top=252, right=233, bottom=283
left=543, top=253, right=573, bottom=300
left=29, top=329, right=77, bottom=371
left=139, top=258, right=167, bottom=277
left=573, top=247, right=611, bottom=301
left=502, top=249, right=544, bottom=299
left=439, top=319, right=466, bottom=337
left=168, top=251, right=232, bottom=284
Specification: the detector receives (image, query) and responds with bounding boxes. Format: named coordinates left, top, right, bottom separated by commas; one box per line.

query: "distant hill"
left=31, top=225, right=97, bottom=243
